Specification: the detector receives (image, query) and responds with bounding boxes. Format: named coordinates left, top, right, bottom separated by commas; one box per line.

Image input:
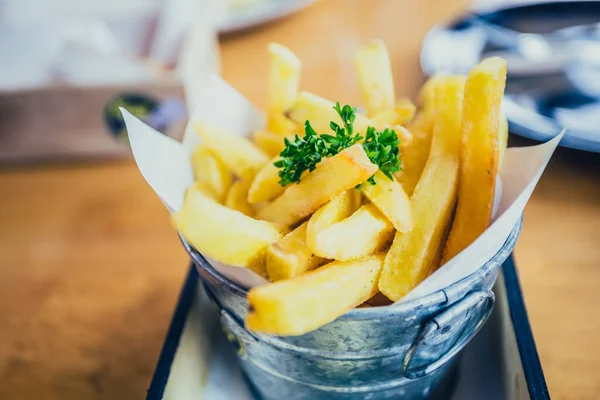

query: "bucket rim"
left=180, top=217, right=522, bottom=318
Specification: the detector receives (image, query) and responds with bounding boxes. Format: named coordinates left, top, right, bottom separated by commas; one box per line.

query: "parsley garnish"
left=275, top=102, right=401, bottom=186
left=363, top=126, right=401, bottom=184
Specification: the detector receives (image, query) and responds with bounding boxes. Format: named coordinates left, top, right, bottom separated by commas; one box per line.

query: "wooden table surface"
left=1, top=1, right=599, bottom=399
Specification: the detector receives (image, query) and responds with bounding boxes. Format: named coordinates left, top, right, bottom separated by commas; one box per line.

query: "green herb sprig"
left=363, top=126, right=401, bottom=184
left=275, top=102, right=401, bottom=186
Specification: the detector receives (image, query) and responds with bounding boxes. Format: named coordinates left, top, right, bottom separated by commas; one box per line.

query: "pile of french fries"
left=174, top=40, right=508, bottom=336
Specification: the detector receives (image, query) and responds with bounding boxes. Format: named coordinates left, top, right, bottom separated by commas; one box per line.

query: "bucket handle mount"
left=403, top=290, right=495, bottom=379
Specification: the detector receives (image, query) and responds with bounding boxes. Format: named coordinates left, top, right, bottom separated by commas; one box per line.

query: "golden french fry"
left=249, top=156, right=327, bottom=205
left=379, top=76, right=465, bottom=301
left=225, top=180, right=254, bottom=216
left=393, top=108, right=436, bottom=197
left=256, top=144, right=378, bottom=226
left=267, top=43, right=301, bottom=135
left=286, top=92, right=372, bottom=134
left=442, top=57, right=507, bottom=264
left=312, top=204, right=394, bottom=260
left=194, top=121, right=269, bottom=181
left=173, top=186, right=282, bottom=276
left=409, top=108, right=435, bottom=134
left=393, top=125, right=413, bottom=147
left=361, top=171, right=413, bottom=233
left=394, top=98, right=417, bottom=125
left=371, top=98, right=417, bottom=129
left=498, top=112, right=508, bottom=166
left=190, top=181, right=220, bottom=202
left=252, top=130, right=290, bottom=158
left=267, top=113, right=298, bottom=136
left=266, top=222, right=328, bottom=281
left=191, top=144, right=232, bottom=202
left=248, top=157, right=285, bottom=204
left=369, top=110, right=395, bottom=128
left=354, top=39, right=395, bottom=116
left=418, top=75, right=444, bottom=111
left=306, top=189, right=361, bottom=253
left=246, top=254, right=384, bottom=335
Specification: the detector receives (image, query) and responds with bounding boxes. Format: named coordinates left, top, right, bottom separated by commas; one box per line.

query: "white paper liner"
left=122, top=74, right=564, bottom=303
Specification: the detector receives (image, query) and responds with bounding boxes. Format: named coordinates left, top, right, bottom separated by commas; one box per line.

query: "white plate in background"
left=219, top=0, right=316, bottom=34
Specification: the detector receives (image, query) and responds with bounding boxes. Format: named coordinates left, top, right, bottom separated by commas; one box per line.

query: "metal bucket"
left=181, top=219, right=522, bottom=400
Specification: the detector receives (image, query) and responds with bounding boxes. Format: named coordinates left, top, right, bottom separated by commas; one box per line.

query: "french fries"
left=191, top=145, right=232, bottom=202
left=371, top=98, right=417, bottom=129
left=393, top=106, right=436, bottom=196
left=189, top=181, right=220, bottom=202
left=194, top=122, right=269, bottom=181
left=225, top=180, right=254, bottom=217
left=395, top=98, right=417, bottom=125
left=252, top=130, right=290, bottom=158
left=442, top=57, right=507, bottom=264
left=286, top=92, right=373, bottom=134
left=418, top=75, right=443, bottom=111
left=306, top=189, right=361, bottom=253
left=174, top=41, right=511, bottom=336
left=248, top=158, right=285, bottom=204
left=354, top=39, right=395, bottom=116
left=267, top=43, right=301, bottom=135
left=379, top=76, right=465, bottom=301
left=256, top=144, right=378, bottom=226
left=499, top=112, right=508, bottom=165
left=312, top=204, right=394, bottom=261
left=246, top=254, right=384, bottom=335
left=361, top=171, right=413, bottom=233
left=173, top=185, right=282, bottom=277
left=268, top=114, right=298, bottom=136
left=266, top=222, right=327, bottom=281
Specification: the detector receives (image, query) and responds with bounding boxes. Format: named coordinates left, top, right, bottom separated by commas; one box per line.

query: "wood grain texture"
left=0, top=1, right=598, bottom=399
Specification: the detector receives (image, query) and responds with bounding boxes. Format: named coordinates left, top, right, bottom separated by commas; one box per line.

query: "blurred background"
left=0, top=0, right=598, bottom=399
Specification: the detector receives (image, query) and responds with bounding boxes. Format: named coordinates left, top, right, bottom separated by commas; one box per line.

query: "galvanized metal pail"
left=181, top=219, right=522, bottom=400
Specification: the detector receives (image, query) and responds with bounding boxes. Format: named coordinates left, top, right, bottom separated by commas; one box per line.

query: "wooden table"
left=1, top=1, right=599, bottom=399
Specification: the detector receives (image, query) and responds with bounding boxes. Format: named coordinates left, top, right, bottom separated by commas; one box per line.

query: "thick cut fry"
left=361, top=171, right=413, bottom=233
left=194, top=121, right=269, bottom=181
left=354, top=40, right=395, bottom=116
left=371, top=98, right=417, bottom=128
left=225, top=180, right=254, bottom=216
left=173, top=186, right=282, bottom=276
left=393, top=125, right=413, bottom=146
left=306, top=189, right=361, bottom=253
left=252, top=130, right=290, bottom=157
left=313, top=204, right=394, bottom=260
left=418, top=75, right=444, bottom=111
left=267, top=43, right=301, bottom=134
left=246, top=254, right=384, bottom=335
left=248, top=158, right=285, bottom=204
left=370, top=109, right=396, bottom=128
left=256, top=144, right=378, bottom=226
left=393, top=109, right=436, bottom=196
left=392, top=77, right=441, bottom=197
left=286, top=92, right=372, bottom=134
left=266, top=222, right=327, bottom=281
left=191, top=145, right=232, bottom=202
left=379, top=76, right=465, bottom=301
left=267, top=113, right=298, bottom=136
left=442, top=57, right=507, bottom=264
left=190, top=181, right=220, bottom=202
left=498, top=112, right=508, bottom=166
left=394, top=98, right=417, bottom=125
